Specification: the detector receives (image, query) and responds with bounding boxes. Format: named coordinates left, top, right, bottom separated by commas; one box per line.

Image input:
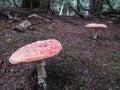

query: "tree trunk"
left=12, top=0, right=18, bottom=8
left=89, top=0, right=96, bottom=14
left=77, top=0, right=81, bottom=12
left=22, top=0, right=39, bottom=8
left=89, top=0, right=104, bottom=15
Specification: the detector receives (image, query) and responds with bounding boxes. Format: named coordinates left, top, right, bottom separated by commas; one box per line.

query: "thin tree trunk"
left=89, top=0, right=97, bottom=14
left=77, top=0, right=81, bottom=12
left=89, top=0, right=104, bottom=15
left=3, top=0, right=7, bottom=7
left=59, top=1, right=65, bottom=15
left=96, top=0, right=103, bottom=12
left=12, top=0, right=19, bottom=7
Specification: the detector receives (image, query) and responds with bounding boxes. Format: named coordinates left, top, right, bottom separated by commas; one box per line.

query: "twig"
left=0, top=60, right=7, bottom=78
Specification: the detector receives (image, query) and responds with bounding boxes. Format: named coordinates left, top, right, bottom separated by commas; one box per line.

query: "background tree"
left=0, top=0, right=119, bottom=17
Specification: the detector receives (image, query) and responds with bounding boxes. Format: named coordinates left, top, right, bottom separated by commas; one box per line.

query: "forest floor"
left=0, top=9, right=120, bottom=90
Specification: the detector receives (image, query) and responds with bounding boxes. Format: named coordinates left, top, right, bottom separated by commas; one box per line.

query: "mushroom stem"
left=35, top=60, right=47, bottom=89
left=93, top=29, right=98, bottom=39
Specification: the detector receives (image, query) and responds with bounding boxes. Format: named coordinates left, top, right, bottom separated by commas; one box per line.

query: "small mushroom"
left=9, top=39, right=62, bottom=89
left=85, top=23, right=107, bottom=39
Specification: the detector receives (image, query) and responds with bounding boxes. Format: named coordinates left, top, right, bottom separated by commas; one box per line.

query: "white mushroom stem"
left=92, top=29, right=98, bottom=39
left=35, top=60, right=47, bottom=89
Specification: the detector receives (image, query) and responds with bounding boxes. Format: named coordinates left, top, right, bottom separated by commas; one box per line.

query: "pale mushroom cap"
left=9, top=39, right=62, bottom=64
left=85, top=23, right=107, bottom=28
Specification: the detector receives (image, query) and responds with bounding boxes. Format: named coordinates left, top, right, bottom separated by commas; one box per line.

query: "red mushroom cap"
left=9, top=39, right=62, bottom=64
left=85, top=23, right=107, bottom=29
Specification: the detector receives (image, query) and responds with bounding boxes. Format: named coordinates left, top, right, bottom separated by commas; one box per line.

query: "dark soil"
left=0, top=9, right=120, bottom=90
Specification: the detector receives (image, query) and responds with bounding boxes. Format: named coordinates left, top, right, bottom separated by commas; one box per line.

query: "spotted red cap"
left=9, top=39, right=62, bottom=64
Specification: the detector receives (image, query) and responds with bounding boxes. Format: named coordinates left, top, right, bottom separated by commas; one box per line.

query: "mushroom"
left=85, top=23, right=107, bottom=39
left=9, top=39, right=62, bottom=89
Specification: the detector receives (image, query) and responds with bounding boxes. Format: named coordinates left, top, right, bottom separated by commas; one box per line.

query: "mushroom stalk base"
left=93, top=29, right=98, bottom=39
left=35, top=60, right=47, bottom=89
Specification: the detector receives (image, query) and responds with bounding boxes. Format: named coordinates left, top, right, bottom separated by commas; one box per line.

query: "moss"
left=0, top=48, right=6, bottom=54
left=15, top=85, right=23, bottom=90
left=112, top=63, right=120, bottom=72
left=62, top=85, right=69, bottom=90
left=47, top=25, right=54, bottom=31
left=0, top=23, right=6, bottom=30
left=7, top=35, right=21, bottom=44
